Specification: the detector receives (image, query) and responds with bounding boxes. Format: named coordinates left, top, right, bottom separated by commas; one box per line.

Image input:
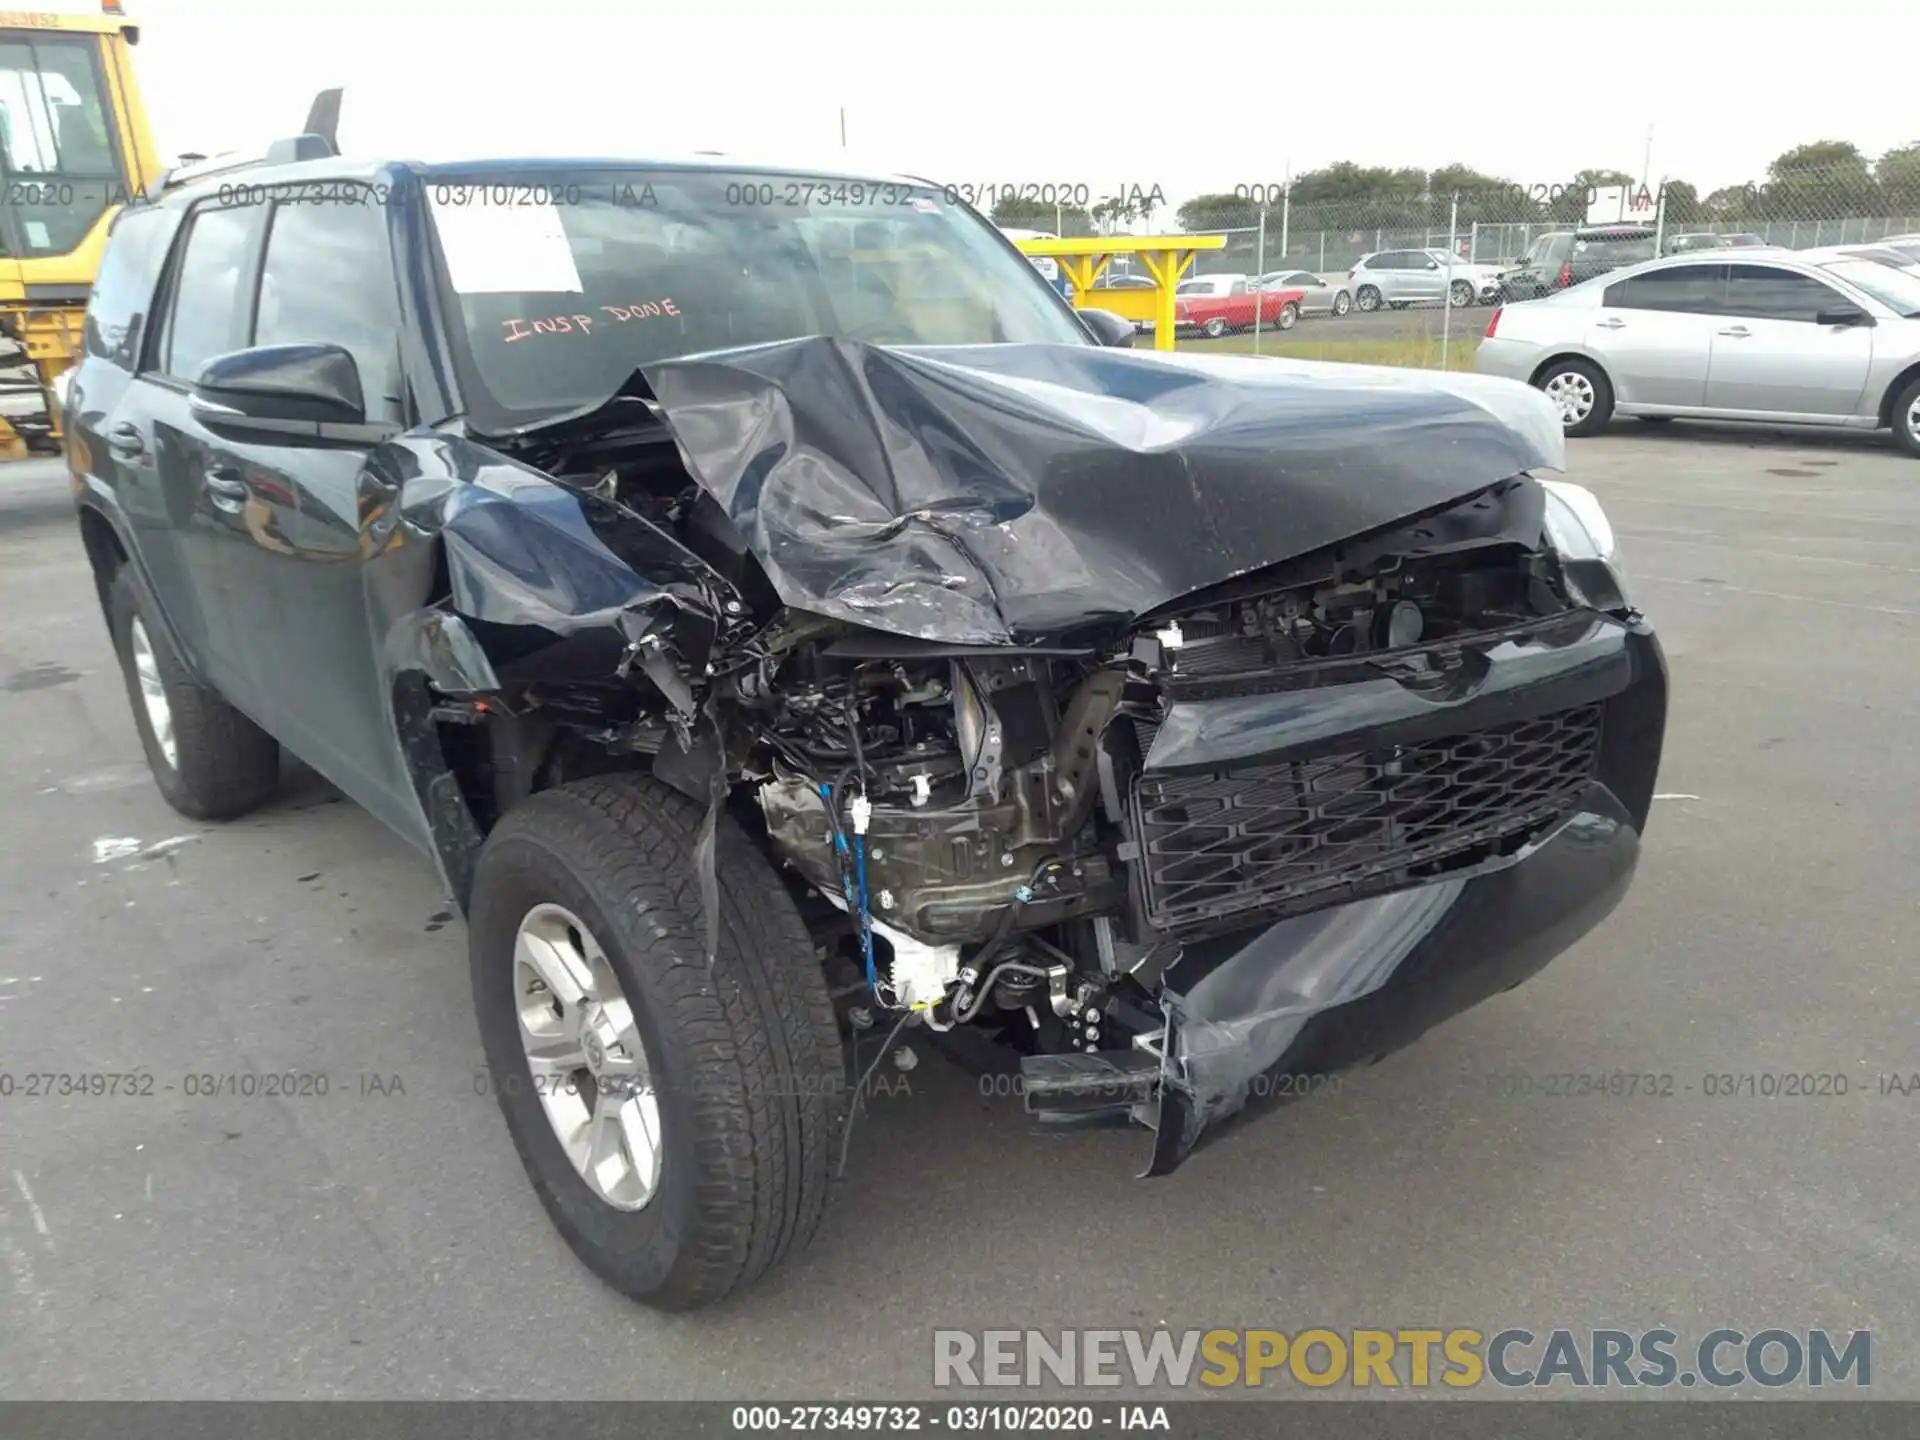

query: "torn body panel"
left=357, top=337, right=1659, bottom=1174
left=635, top=337, right=1564, bottom=644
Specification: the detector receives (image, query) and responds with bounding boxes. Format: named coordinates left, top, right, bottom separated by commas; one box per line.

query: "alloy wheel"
left=514, top=902, right=663, bottom=1211
left=128, top=617, right=176, bottom=769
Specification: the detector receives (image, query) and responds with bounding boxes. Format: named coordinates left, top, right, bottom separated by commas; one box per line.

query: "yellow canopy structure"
left=1012, top=235, right=1228, bottom=351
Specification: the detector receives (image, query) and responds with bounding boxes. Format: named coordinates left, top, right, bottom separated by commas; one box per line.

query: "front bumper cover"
left=1020, top=615, right=1668, bottom=1175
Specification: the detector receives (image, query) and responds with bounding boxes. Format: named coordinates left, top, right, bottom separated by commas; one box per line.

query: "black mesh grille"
left=1131, top=704, right=1604, bottom=934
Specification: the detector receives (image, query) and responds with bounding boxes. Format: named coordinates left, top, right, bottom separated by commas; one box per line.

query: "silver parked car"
left=1349, top=248, right=1502, bottom=311
left=1256, top=269, right=1352, bottom=317
left=1475, top=252, right=1920, bottom=455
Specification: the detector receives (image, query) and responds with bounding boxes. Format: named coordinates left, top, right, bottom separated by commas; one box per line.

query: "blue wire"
left=854, top=836, right=877, bottom=994
left=823, top=784, right=880, bottom=997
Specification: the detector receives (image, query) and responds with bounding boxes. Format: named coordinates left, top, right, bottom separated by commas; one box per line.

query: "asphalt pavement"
left=1, top=427, right=1916, bottom=1398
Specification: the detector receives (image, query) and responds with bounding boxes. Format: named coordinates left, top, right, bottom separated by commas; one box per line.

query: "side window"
left=1229, top=280, right=1247, bottom=295
left=1287, top=272, right=1316, bottom=285
left=84, top=205, right=183, bottom=371
left=155, top=204, right=259, bottom=382
left=1373, top=252, right=1407, bottom=270
left=253, top=193, right=403, bottom=419
left=1722, top=264, right=1846, bottom=323
left=1604, top=265, right=1724, bottom=314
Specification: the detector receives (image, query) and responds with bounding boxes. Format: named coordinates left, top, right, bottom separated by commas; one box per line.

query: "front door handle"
left=107, top=422, right=145, bottom=458
left=204, top=466, right=248, bottom=512
left=1717, top=325, right=1751, bottom=338
left=1595, top=317, right=1626, bottom=329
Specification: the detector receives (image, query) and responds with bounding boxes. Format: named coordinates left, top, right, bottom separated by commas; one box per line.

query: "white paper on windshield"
left=428, top=193, right=583, bottom=294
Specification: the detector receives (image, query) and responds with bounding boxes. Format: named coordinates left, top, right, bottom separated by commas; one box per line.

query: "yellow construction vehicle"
left=0, top=1, right=161, bottom=457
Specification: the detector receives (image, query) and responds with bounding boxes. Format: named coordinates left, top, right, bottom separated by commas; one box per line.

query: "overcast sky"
left=132, top=0, right=1913, bottom=207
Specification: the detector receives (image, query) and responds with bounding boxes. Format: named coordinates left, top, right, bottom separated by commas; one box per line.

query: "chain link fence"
left=998, top=150, right=1920, bottom=371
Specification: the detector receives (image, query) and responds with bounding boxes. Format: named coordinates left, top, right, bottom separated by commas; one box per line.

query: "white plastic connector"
left=849, top=793, right=872, bottom=836
left=909, top=774, right=932, bottom=808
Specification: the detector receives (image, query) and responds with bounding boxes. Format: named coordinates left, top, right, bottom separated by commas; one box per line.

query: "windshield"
left=0, top=31, right=125, bottom=258
left=429, top=168, right=1089, bottom=425
left=1820, top=259, right=1920, bottom=317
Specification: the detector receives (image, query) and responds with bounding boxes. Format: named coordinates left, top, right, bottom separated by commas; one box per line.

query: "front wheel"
left=1331, top=291, right=1352, bottom=316
left=1276, top=301, right=1299, bottom=330
left=1355, top=286, right=1381, bottom=313
left=1536, top=357, right=1615, bottom=437
left=1449, top=280, right=1475, bottom=307
left=469, top=773, right=845, bottom=1311
left=1891, top=374, right=1920, bottom=458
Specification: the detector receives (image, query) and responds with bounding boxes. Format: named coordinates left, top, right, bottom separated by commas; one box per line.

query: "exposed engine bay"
left=447, top=376, right=1597, bottom=1075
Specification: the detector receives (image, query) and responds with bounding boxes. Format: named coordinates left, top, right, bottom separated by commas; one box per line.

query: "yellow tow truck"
left=0, top=1, right=161, bottom=457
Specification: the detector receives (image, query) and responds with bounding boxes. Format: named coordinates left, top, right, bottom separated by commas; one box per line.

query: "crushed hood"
left=633, top=337, right=1564, bottom=646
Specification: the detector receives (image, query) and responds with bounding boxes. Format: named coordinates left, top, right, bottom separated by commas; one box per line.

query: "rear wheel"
left=106, top=570, right=279, bottom=820
left=1202, top=316, right=1228, bottom=339
left=1356, top=285, right=1381, bottom=312
left=469, top=773, right=845, bottom=1311
left=1535, top=357, right=1614, bottom=437
left=1891, top=375, right=1920, bottom=458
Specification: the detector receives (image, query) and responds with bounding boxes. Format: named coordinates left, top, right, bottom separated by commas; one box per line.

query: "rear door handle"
left=204, top=466, right=248, bottom=511
left=107, top=422, right=144, bottom=458
left=1717, top=326, right=1751, bottom=338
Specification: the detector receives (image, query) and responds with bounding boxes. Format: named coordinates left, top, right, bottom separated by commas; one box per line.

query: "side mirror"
left=189, top=343, right=386, bottom=444
left=1815, top=307, right=1873, bottom=328
left=1077, top=308, right=1135, bottom=348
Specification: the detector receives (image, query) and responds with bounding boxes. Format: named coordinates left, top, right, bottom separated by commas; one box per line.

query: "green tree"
left=989, top=194, right=1092, bottom=232
left=1874, top=142, right=1920, bottom=218
left=1764, top=140, right=1878, bottom=218
left=1656, top=179, right=1702, bottom=226
left=1176, top=191, right=1259, bottom=233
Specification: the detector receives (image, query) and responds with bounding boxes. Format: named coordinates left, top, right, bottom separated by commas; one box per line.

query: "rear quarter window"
left=83, top=206, right=184, bottom=371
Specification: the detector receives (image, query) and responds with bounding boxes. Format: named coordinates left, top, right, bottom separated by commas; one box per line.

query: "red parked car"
left=1174, top=273, right=1305, bottom=337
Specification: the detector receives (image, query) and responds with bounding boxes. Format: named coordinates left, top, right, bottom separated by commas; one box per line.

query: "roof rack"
left=153, top=87, right=342, bottom=195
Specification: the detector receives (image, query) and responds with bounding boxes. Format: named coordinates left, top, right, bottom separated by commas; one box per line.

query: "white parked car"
left=1349, top=248, right=1502, bottom=311
left=1475, top=251, right=1920, bottom=454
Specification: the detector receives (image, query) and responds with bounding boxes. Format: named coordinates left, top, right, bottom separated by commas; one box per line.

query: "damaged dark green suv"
left=67, top=124, right=1666, bottom=1310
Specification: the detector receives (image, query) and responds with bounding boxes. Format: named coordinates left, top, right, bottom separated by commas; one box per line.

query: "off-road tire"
left=468, top=773, right=845, bottom=1311
left=106, top=569, right=279, bottom=820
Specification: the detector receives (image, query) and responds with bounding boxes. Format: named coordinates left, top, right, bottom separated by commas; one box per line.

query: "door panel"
left=1704, top=321, right=1873, bottom=415
left=221, top=440, right=425, bottom=843
left=1588, top=264, right=1722, bottom=409
left=1704, top=265, right=1875, bottom=416
left=215, top=189, right=425, bottom=843
left=1587, top=310, right=1716, bottom=407
left=118, top=198, right=267, bottom=705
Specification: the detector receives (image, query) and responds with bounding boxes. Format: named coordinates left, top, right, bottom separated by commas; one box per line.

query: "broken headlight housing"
left=1540, top=480, right=1616, bottom=561
left=1540, top=479, right=1631, bottom=614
